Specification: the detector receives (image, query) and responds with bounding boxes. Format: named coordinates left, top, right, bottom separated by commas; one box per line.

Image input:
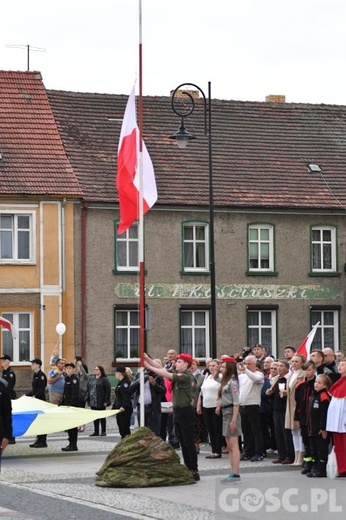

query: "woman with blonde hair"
left=285, top=353, right=306, bottom=466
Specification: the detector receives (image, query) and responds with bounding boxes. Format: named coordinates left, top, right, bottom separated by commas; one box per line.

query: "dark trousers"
left=116, top=408, right=132, bottom=438
left=260, top=412, right=276, bottom=451
left=203, top=407, right=223, bottom=455
left=309, top=434, right=329, bottom=463
left=174, top=406, right=198, bottom=471
left=137, top=405, right=161, bottom=437
left=301, top=424, right=311, bottom=457
left=273, top=410, right=295, bottom=461
left=67, top=427, right=78, bottom=447
left=91, top=406, right=106, bottom=434
left=160, top=412, right=179, bottom=446
left=36, top=434, right=47, bottom=444
left=240, top=405, right=263, bottom=457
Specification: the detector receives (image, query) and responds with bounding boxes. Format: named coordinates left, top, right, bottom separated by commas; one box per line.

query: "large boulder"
left=95, top=427, right=195, bottom=487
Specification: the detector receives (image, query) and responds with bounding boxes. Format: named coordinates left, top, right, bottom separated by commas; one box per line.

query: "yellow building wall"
left=40, top=202, right=76, bottom=369
left=42, top=203, right=60, bottom=286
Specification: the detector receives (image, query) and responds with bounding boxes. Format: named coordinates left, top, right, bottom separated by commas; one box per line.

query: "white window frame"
left=1, top=311, right=34, bottom=364
left=0, top=211, right=36, bottom=264
left=182, top=221, right=209, bottom=273
left=310, top=310, right=339, bottom=350
left=115, top=309, right=139, bottom=360
left=248, top=224, right=274, bottom=272
left=247, top=309, right=277, bottom=357
left=115, top=223, right=139, bottom=272
left=180, top=309, right=210, bottom=359
left=311, top=226, right=337, bottom=272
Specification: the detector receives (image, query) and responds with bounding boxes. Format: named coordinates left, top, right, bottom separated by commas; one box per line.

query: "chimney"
left=170, top=89, right=200, bottom=99
left=265, top=95, right=286, bottom=103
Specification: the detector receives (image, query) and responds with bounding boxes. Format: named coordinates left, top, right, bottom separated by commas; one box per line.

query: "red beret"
left=177, top=353, right=193, bottom=364
left=220, top=355, right=237, bottom=364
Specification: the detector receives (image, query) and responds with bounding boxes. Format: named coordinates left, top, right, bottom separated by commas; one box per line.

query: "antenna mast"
left=5, top=44, right=46, bottom=71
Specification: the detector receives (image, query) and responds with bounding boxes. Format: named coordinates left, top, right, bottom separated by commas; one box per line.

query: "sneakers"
left=221, top=473, right=241, bottom=483
left=191, top=470, right=200, bottom=481
left=251, top=453, right=263, bottom=462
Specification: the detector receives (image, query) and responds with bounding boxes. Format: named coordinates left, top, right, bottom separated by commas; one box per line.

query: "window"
left=247, top=309, right=277, bottom=356
left=248, top=224, right=274, bottom=272
left=182, top=221, right=209, bottom=273
left=0, top=213, right=34, bottom=263
left=310, top=310, right=339, bottom=349
left=311, top=226, right=337, bottom=272
left=115, top=222, right=139, bottom=272
left=1, top=312, right=34, bottom=364
left=180, top=309, right=210, bottom=359
left=114, top=309, right=139, bottom=360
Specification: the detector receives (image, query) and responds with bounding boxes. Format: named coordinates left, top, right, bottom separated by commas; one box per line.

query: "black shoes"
left=100, top=432, right=106, bottom=436
left=191, top=470, right=200, bottom=482
left=29, top=442, right=48, bottom=448
left=89, top=432, right=99, bottom=437
left=8, top=438, right=16, bottom=445
left=61, top=445, right=78, bottom=452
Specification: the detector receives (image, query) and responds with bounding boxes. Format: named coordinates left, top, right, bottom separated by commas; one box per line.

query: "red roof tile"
left=0, top=71, right=83, bottom=197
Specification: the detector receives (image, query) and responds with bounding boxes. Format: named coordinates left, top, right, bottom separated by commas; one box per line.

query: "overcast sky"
left=2, top=0, right=346, bottom=104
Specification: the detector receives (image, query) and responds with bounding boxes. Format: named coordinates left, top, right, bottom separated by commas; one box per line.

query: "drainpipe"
left=81, top=201, right=88, bottom=361
left=61, top=198, right=66, bottom=356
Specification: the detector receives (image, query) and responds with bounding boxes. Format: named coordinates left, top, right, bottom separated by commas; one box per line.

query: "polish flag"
left=116, top=86, right=157, bottom=235
left=0, top=316, right=17, bottom=339
left=296, top=322, right=320, bottom=359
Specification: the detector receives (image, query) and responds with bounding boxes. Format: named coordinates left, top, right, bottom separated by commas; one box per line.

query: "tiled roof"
left=0, top=71, right=83, bottom=197
left=47, top=88, right=346, bottom=211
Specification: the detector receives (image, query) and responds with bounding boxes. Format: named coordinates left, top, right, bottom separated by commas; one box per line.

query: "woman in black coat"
left=87, top=365, right=111, bottom=436
left=113, top=366, right=133, bottom=438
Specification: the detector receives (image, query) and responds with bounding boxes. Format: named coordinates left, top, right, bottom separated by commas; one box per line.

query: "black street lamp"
left=169, top=82, right=217, bottom=359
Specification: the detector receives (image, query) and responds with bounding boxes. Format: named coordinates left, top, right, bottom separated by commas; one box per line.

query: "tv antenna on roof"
left=5, top=44, right=46, bottom=71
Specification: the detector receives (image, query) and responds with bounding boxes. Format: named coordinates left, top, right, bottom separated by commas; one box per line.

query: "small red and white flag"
left=0, top=316, right=17, bottom=339
left=116, top=86, right=157, bottom=235
left=296, top=322, right=320, bottom=359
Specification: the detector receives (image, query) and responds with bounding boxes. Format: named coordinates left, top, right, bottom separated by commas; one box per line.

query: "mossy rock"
left=95, top=426, right=195, bottom=487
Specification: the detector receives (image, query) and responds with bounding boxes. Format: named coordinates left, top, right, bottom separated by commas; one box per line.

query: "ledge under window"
left=112, top=269, right=141, bottom=275
left=246, top=271, right=278, bottom=277
left=180, top=270, right=210, bottom=276
left=308, top=272, right=341, bottom=278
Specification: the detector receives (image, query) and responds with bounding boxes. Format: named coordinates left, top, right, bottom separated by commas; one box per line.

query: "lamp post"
left=169, top=82, right=217, bottom=359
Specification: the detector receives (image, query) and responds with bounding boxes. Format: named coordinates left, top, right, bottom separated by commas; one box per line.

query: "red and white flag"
left=0, top=316, right=17, bottom=339
left=296, top=321, right=320, bottom=359
left=116, top=86, right=157, bottom=235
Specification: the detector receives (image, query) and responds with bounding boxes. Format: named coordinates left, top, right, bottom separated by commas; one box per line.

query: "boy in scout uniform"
left=144, top=352, right=199, bottom=481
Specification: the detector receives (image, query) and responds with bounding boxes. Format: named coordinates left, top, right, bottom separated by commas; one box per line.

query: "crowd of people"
left=0, top=345, right=345, bottom=485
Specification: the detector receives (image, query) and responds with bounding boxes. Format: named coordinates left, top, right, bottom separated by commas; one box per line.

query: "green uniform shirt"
left=171, top=370, right=196, bottom=409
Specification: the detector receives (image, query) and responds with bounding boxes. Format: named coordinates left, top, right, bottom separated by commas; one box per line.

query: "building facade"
left=0, top=71, right=82, bottom=391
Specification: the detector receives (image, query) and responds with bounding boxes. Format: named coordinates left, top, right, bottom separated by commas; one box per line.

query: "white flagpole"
left=138, top=0, right=145, bottom=428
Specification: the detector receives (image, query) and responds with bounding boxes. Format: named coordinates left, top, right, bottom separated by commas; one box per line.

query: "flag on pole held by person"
left=0, top=316, right=17, bottom=339
left=296, top=321, right=320, bottom=359
left=116, top=86, right=157, bottom=235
